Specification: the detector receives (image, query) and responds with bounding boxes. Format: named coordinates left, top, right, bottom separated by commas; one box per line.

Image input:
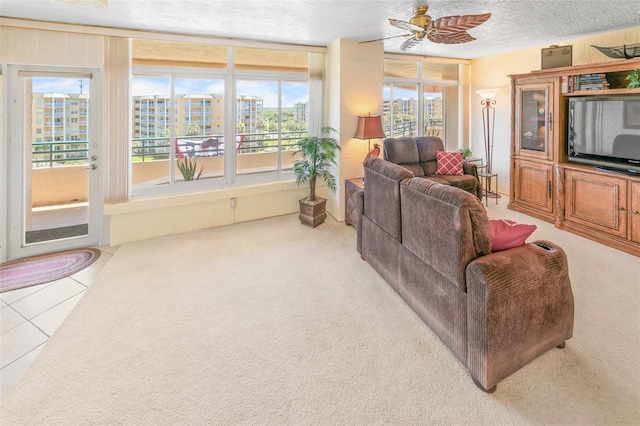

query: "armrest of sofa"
left=463, top=162, right=478, bottom=178
left=465, top=240, right=575, bottom=391
left=463, top=163, right=482, bottom=199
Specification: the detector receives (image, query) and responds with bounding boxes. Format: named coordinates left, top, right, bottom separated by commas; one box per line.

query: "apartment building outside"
left=30, top=92, right=90, bottom=168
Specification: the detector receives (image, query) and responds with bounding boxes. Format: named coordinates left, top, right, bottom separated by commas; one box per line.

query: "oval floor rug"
left=0, top=248, right=101, bottom=293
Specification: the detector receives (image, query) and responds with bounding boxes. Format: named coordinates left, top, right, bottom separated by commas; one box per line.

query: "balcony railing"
left=29, top=131, right=312, bottom=168
left=32, top=140, right=89, bottom=168
left=132, top=130, right=308, bottom=162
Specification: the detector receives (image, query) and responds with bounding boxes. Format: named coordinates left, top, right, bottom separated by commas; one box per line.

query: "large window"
left=383, top=58, right=459, bottom=143
left=130, top=40, right=314, bottom=196
left=235, top=80, right=308, bottom=176
left=131, top=74, right=227, bottom=188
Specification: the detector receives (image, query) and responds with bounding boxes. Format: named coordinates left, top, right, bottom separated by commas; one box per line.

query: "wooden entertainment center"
left=509, top=57, right=640, bottom=257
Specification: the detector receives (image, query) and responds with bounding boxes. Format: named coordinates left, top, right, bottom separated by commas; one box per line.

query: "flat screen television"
left=567, top=95, right=640, bottom=175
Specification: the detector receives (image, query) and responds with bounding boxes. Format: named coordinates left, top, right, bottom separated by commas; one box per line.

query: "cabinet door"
left=514, top=160, right=553, bottom=214
left=565, top=170, right=627, bottom=238
left=631, top=182, right=640, bottom=243
left=515, top=81, right=555, bottom=161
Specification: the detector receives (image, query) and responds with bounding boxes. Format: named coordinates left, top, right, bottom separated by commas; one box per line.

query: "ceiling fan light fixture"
left=410, top=6, right=432, bottom=28
left=360, top=5, right=490, bottom=52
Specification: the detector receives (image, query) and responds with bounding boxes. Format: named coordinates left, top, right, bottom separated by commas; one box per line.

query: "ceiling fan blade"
left=359, top=33, right=412, bottom=44
left=428, top=31, right=476, bottom=44
left=426, top=13, right=491, bottom=35
left=389, top=18, right=425, bottom=33
left=400, top=37, right=423, bottom=52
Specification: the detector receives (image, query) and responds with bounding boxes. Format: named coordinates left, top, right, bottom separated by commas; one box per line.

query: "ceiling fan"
left=361, top=5, right=491, bottom=52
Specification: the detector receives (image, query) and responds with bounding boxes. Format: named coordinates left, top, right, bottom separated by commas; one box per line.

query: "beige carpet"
left=1, top=204, right=639, bottom=425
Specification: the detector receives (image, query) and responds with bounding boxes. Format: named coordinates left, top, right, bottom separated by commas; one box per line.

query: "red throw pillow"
left=489, top=219, right=537, bottom=252
left=435, top=151, right=464, bottom=175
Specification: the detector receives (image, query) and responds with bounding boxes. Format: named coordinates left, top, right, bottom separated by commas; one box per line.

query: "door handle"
left=90, top=164, right=97, bottom=170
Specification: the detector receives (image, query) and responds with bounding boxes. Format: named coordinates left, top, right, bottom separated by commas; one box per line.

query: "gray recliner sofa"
left=356, top=157, right=574, bottom=392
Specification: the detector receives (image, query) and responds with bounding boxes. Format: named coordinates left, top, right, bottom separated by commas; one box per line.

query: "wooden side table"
left=345, top=178, right=364, bottom=227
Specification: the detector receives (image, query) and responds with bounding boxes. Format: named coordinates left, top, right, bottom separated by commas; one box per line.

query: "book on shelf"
left=564, top=73, right=610, bottom=93
left=561, top=76, right=569, bottom=93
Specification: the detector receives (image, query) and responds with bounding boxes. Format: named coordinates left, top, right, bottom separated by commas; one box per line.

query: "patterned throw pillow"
left=435, top=151, right=464, bottom=175
left=489, top=219, right=537, bottom=252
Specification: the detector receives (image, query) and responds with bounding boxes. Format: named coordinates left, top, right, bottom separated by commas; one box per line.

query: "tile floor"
left=0, top=245, right=117, bottom=402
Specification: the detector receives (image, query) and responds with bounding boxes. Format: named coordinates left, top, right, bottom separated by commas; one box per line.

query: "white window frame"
left=131, top=57, right=313, bottom=198
left=384, top=61, right=458, bottom=140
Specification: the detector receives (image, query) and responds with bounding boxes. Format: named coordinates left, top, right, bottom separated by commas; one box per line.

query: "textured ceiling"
left=1, top=0, right=639, bottom=59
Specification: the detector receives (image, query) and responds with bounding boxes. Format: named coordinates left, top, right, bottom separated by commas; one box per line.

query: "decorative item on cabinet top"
left=626, top=69, right=640, bottom=89
left=592, top=43, right=640, bottom=59
left=541, top=45, right=572, bottom=70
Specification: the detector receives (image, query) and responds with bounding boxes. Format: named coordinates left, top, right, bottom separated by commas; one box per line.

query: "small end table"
left=345, top=178, right=364, bottom=227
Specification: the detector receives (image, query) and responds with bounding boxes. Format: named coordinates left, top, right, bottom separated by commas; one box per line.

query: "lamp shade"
left=354, top=115, right=385, bottom=140
left=475, top=88, right=500, bottom=100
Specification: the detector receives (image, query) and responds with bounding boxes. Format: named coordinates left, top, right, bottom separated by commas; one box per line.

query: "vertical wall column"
left=103, top=36, right=131, bottom=203
left=458, top=63, right=470, bottom=151
left=325, top=39, right=384, bottom=221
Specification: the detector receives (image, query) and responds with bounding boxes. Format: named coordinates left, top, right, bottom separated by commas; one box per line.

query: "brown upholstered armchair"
left=383, top=136, right=482, bottom=199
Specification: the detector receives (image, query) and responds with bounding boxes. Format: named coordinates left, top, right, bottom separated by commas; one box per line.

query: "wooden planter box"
left=299, top=197, right=327, bottom=228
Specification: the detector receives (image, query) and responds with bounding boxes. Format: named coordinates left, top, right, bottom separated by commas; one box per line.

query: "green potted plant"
left=457, top=147, right=473, bottom=160
left=177, top=156, right=204, bottom=181
left=626, top=69, right=640, bottom=89
left=292, top=127, right=340, bottom=228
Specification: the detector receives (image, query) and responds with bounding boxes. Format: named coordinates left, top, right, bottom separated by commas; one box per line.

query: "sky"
left=32, top=77, right=442, bottom=107
left=31, top=76, right=309, bottom=108
left=32, top=78, right=90, bottom=95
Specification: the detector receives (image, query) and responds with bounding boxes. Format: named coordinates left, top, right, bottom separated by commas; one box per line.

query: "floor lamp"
left=476, top=88, right=499, bottom=198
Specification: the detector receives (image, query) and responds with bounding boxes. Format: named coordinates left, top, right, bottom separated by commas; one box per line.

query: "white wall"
left=470, top=26, right=640, bottom=195
left=0, top=27, right=104, bottom=66
left=105, top=181, right=307, bottom=246
left=325, top=39, right=384, bottom=221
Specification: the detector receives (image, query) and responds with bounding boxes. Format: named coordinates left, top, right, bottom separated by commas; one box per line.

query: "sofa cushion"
left=415, top=137, right=445, bottom=176
left=423, top=174, right=479, bottom=196
left=415, top=136, right=444, bottom=162
left=383, top=137, right=425, bottom=177
left=400, top=178, right=492, bottom=291
left=363, top=158, right=414, bottom=242
left=489, top=219, right=537, bottom=252
left=435, top=151, right=464, bottom=175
